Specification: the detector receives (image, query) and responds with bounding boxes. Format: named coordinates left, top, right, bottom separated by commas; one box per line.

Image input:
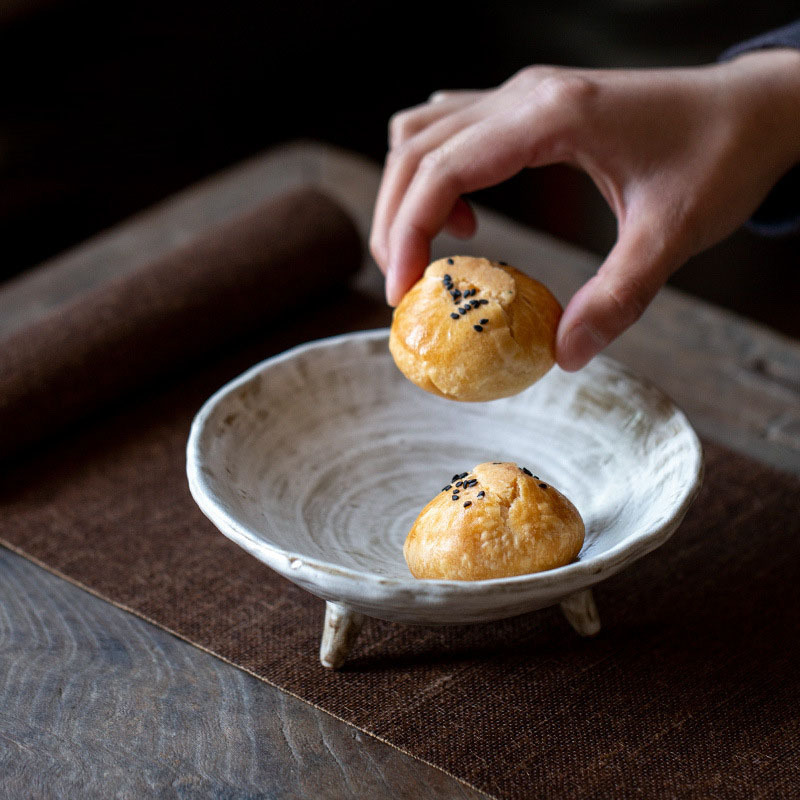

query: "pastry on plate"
left=404, top=461, right=584, bottom=580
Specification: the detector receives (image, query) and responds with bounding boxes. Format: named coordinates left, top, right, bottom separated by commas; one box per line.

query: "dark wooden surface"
left=0, top=547, right=480, bottom=800
left=1, top=141, right=799, bottom=799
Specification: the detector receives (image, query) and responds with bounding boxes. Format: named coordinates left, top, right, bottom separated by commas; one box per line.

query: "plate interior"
left=193, top=331, right=699, bottom=580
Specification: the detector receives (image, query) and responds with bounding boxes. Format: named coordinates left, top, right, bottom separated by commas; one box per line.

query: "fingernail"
left=385, top=264, right=401, bottom=307
left=558, top=322, right=605, bottom=371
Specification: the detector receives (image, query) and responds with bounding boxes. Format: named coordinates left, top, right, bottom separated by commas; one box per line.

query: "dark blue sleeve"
left=720, top=20, right=800, bottom=61
left=720, top=19, right=800, bottom=237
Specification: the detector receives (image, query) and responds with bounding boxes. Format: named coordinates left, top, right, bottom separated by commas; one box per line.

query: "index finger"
left=386, top=109, right=552, bottom=304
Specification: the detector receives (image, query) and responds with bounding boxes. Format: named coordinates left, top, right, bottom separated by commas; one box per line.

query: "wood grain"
left=0, top=547, right=483, bottom=800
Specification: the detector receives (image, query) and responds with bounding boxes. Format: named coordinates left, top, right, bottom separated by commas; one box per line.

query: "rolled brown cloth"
left=0, top=187, right=362, bottom=463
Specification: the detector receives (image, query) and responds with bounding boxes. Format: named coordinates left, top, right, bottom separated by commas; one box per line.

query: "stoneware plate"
left=187, top=328, right=703, bottom=668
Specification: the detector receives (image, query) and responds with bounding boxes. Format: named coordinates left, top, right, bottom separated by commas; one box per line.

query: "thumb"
left=555, top=223, right=678, bottom=371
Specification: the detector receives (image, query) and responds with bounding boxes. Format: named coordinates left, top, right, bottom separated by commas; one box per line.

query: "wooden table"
left=2, top=141, right=799, bottom=798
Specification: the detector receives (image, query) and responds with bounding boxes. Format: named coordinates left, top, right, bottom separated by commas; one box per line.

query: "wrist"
left=723, top=48, right=800, bottom=170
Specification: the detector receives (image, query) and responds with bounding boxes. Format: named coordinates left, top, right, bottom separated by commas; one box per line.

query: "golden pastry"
left=404, top=462, right=584, bottom=580
left=389, top=256, right=562, bottom=401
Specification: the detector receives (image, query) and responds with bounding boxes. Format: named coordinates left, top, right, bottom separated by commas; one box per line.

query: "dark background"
left=2, top=0, right=798, bottom=336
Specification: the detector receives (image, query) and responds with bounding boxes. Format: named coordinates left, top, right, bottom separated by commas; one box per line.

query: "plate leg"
left=319, top=601, right=365, bottom=669
left=560, top=588, right=601, bottom=637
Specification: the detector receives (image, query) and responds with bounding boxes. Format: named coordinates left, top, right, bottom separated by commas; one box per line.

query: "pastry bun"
left=389, top=256, right=562, bottom=402
left=404, top=462, right=584, bottom=581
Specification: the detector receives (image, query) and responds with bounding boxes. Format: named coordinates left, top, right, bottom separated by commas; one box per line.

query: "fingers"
left=374, top=70, right=595, bottom=304
left=371, top=101, right=486, bottom=274
left=385, top=110, right=549, bottom=304
left=429, top=89, right=485, bottom=105
left=389, top=91, right=485, bottom=149
left=556, top=222, right=679, bottom=370
left=443, top=196, right=477, bottom=238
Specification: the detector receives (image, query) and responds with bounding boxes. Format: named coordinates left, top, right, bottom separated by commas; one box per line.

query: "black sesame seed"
left=450, top=289, right=461, bottom=299
left=447, top=258, right=454, bottom=264
left=473, top=324, right=483, bottom=332
left=442, top=484, right=452, bottom=491
left=477, top=491, right=485, bottom=498
left=459, top=472, right=468, bottom=479
left=455, top=481, right=463, bottom=487
left=480, top=299, right=489, bottom=305
left=463, top=501, right=472, bottom=508
left=539, top=483, right=548, bottom=489
left=443, top=273, right=451, bottom=282
left=521, top=467, right=533, bottom=476
left=450, top=313, right=460, bottom=320
left=533, top=475, right=539, bottom=480
left=451, top=474, right=460, bottom=482
left=452, top=495, right=458, bottom=501
left=480, top=318, right=489, bottom=324
left=470, top=300, right=480, bottom=308
left=459, top=308, right=468, bottom=315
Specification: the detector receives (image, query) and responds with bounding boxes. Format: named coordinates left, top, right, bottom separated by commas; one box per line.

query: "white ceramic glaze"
left=187, top=329, right=702, bottom=645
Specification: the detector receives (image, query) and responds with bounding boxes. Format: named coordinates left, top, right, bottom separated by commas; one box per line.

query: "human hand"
left=370, top=49, right=800, bottom=370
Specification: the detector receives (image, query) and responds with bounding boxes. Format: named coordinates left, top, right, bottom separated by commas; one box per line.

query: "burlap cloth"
left=1, top=191, right=798, bottom=799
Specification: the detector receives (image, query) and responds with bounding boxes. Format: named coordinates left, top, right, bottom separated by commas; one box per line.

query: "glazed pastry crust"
left=389, top=256, right=562, bottom=402
left=404, top=462, right=584, bottom=580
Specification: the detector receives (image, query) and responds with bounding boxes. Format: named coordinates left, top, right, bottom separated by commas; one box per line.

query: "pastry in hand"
left=389, top=256, right=562, bottom=402
left=404, top=462, right=584, bottom=580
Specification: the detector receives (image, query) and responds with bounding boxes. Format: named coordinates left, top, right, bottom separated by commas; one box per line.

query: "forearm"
left=721, top=23, right=800, bottom=236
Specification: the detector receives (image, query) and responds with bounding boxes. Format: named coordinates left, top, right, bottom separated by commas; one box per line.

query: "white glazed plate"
left=187, top=329, right=702, bottom=660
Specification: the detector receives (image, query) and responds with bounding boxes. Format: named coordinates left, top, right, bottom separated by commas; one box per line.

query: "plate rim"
left=186, top=327, right=704, bottom=599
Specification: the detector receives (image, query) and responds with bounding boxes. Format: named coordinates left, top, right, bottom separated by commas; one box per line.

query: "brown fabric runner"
left=1, top=209, right=799, bottom=798
left=0, top=187, right=360, bottom=463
